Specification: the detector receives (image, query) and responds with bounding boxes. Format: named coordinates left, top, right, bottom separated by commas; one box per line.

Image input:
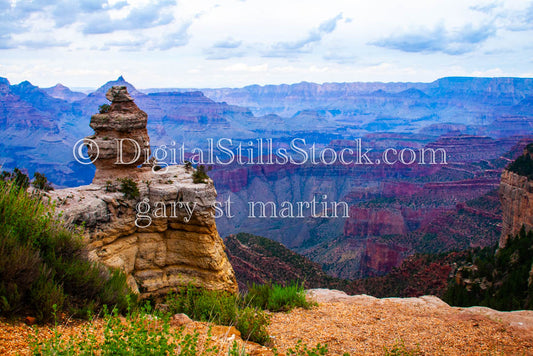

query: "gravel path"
left=268, top=289, right=533, bottom=355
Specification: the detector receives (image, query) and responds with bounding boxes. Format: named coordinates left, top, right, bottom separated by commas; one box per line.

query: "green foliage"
left=29, top=302, right=327, bottom=355
left=234, top=306, right=270, bottom=345
left=192, top=165, right=209, bottom=184
left=30, top=303, right=221, bottom=355
left=507, top=144, right=533, bottom=179
left=165, top=285, right=271, bottom=344
left=286, top=340, right=328, bottom=356
left=32, top=172, right=53, bottom=191
left=0, top=181, right=134, bottom=322
left=117, top=178, right=139, bottom=200
left=98, top=103, right=111, bottom=114
left=383, top=339, right=421, bottom=356
left=245, top=281, right=313, bottom=312
left=443, top=226, right=533, bottom=310
left=1, top=168, right=30, bottom=189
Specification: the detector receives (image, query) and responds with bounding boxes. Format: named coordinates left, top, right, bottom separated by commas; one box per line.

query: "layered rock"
left=49, top=86, right=238, bottom=297
left=86, top=86, right=151, bottom=182
left=499, top=169, right=533, bottom=248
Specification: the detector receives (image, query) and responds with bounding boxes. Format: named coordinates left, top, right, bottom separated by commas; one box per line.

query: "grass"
left=165, top=285, right=271, bottom=344
left=245, top=281, right=314, bottom=312
left=0, top=180, right=134, bottom=322
left=164, top=282, right=314, bottom=345
left=286, top=340, right=328, bottom=355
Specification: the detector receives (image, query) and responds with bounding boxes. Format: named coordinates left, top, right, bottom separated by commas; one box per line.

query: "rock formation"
left=86, top=85, right=151, bottom=182
left=49, top=86, right=238, bottom=297
left=499, top=148, right=533, bottom=247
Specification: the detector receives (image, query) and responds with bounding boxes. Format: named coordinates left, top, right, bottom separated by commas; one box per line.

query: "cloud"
left=19, top=38, right=71, bottom=49
left=323, top=51, right=357, bottom=64
left=213, top=38, right=242, bottom=49
left=104, top=38, right=148, bottom=51
left=470, top=2, right=499, bottom=14
left=152, top=21, right=191, bottom=50
left=0, top=34, right=14, bottom=49
left=264, top=12, right=343, bottom=57
left=204, top=37, right=244, bottom=60
left=501, top=2, right=533, bottom=31
left=370, top=22, right=496, bottom=55
left=82, top=1, right=176, bottom=34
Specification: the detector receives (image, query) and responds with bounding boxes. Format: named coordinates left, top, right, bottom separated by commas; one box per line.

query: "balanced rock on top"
left=86, top=86, right=151, bottom=182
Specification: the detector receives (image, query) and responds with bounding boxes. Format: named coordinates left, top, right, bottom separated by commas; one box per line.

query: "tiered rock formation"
left=86, top=86, right=151, bottom=182
left=49, top=86, right=238, bottom=297
left=499, top=148, right=533, bottom=248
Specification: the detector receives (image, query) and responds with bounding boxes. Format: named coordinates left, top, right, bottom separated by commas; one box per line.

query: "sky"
left=0, top=0, right=532, bottom=89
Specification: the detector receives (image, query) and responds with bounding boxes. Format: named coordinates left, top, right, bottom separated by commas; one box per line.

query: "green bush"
left=0, top=181, right=134, bottom=322
left=117, top=177, right=139, bottom=200
left=32, top=172, right=53, bottom=191
left=507, top=144, right=533, bottom=179
left=443, top=226, right=533, bottom=310
left=98, top=103, right=111, bottom=114
left=30, top=303, right=221, bottom=355
left=234, top=306, right=270, bottom=345
left=1, top=168, right=30, bottom=189
left=192, top=165, right=209, bottom=184
left=167, top=286, right=239, bottom=325
left=245, top=281, right=312, bottom=312
left=165, top=285, right=270, bottom=344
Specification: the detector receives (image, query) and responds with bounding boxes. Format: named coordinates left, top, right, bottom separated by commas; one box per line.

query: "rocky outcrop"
left=49, top=86, right=237, bottom=297
left=499, top=169, right=533, bottom=247
left=86, top=85, right=151, bottom=182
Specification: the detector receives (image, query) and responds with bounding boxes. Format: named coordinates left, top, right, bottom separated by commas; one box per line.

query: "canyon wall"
left=499, top=169, right=533, bottom=248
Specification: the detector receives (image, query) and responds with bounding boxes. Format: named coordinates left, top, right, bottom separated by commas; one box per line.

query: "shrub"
left=245, top=281, right=312, bottom=312
left=32, top=172, right=53, bottom=191
left=98, top=103, right=111, bottom=114
left=165, top=285, right=271, bottom=344
left=30, top=304, right=221, bottom=355
left=167, top=286, right=239, bottom=325
left=117, top=177, right=139, bottom=200
left=507, top=144, right=533, bottom=179
left=1, top=168, right=29, bottom=189
left=0, top=181, right=134, bottom=322
left=192, top=165, right=209, bottom=184
left=235, top=306, right=270, bottom=344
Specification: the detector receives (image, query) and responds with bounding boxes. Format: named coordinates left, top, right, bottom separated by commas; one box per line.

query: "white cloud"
left=0, top=0, right=531, bottom=88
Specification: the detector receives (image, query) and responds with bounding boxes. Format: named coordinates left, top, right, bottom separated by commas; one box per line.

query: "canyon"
left=1, top=75, right=532, bottom=280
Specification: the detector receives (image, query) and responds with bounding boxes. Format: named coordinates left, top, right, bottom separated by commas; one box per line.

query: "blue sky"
left=0, top=0, right=532, bottom=88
